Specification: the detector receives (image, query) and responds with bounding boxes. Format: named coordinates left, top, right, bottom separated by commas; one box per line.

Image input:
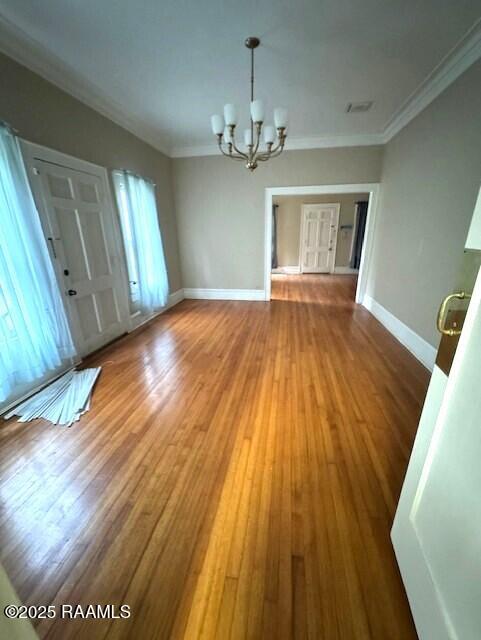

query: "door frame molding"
left=299, top=202, right=340, bottom=274
left=264, top=183, right=380, bottom=302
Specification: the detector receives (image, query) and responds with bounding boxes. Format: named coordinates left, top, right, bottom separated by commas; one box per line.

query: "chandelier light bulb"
left=274, top=108, right=288, bottom=129
left=244, top=129, right=253, bottom=147
left=211, top=114, right=225, bottom=135
left=263, top=125, right=276, bottom=144
left=224, top=104, right=238, bottom=126
left=250, top=99, right=264, bottom=124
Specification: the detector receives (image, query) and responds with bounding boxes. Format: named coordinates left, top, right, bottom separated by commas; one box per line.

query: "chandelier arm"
left=255, top=147, right=272, bottom=162
left=220, top=148, right=246, bottom=161
left=251, top=123, right=262, bottom=158
left=267, top=143, right=286, bottom=159
left=227, top=151, right=248, bottom=161
left=257, top=139, right=286, bottom=161
left=226, top=126, right=248, bottom=158
left=217, top=139, right=246, bottom=160
left=262, top=141, right=280, bottom=156
left=255, top=141, right=273, bottom=162
left=230, top=136, right=248, bottom=159
left=266, top=131, right=286, bottom=155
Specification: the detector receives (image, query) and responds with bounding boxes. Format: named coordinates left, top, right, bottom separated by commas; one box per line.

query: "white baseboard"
left=165, top=288, right=185, bottom=309
left=272, top=266, right=301, bottom=275
left=334, top=266, right=359, bottom=274
left=363, top=295, right=437, bottom=371
left=128, top=289, right=185, bottom=333
left=183, top=288, right=265, bottom=301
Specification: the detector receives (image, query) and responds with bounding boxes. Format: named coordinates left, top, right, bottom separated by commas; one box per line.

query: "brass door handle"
left=437, top=291, right=471, bottom=336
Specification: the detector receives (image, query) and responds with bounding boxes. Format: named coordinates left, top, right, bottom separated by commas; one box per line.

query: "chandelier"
left=210, top=37, right=288, bottom=172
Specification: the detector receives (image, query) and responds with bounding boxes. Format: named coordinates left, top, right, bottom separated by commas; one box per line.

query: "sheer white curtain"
left=0, top=125, right=76, bottom=403
left=112, top=170, right=169, bottom=314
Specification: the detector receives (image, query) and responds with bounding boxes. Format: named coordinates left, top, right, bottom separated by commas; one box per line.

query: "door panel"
left=82, top=210, right=111, bottom=278
left=47, top=172, right=74, bottom=200
left=412, top=293, right=481, bottom=638
left=301, top=204, right=339, bottom=273
left=25, top=150, right=129, bottom=357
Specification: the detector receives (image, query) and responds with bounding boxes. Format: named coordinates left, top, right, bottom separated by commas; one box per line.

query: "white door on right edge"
left=300, top=203, right=339, bottom=273
left=392, top=187, right=481, bottom=640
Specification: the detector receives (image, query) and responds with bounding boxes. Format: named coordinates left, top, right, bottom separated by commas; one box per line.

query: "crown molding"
left=172, top=20, right=481, bottom=157
left=170, top=133, right=385, bottom=158
left=0, top=14, right=171, bottom=156
left=383, top=18, right=481, bottom=142
left=1, top=13, right=480, bottom=158
left=170, top=143, right=223, bottom=158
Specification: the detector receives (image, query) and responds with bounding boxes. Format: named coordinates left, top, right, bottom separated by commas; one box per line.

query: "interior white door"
left=392, top=191, right=481, bottom=640
left=300, top=204, right=339, bottom=273
left=24, top=146, right=129, bottom=357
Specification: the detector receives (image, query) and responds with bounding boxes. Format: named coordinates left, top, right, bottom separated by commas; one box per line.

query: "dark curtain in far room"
left=350, top=200, right=368, bottom=269
left=272, top=204, right=278, bottom=269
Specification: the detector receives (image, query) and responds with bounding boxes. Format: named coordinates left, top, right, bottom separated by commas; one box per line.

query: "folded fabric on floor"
left=4, top=368, right=101, bottom=427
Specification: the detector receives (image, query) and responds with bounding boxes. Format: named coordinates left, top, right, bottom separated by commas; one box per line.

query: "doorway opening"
left=264, top=184, right=380, bottom=302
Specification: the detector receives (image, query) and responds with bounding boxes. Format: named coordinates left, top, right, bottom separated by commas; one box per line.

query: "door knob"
left=437, top=291, right=471, bottom=336
left=67, top=289, right=77, bottom=296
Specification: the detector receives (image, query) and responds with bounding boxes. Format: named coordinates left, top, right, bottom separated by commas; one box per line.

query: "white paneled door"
left=300, top=203, right=339, bottom=273
left=23, top=143, right=129, bottom=357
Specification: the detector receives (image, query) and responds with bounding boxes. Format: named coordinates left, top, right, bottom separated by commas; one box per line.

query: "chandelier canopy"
left=210, top=37, right=288, bottom=172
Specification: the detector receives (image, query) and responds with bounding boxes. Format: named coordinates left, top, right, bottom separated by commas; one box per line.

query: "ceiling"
left=0, top=1, right=480, bottom=156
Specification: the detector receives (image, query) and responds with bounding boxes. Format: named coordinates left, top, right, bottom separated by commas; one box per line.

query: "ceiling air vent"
left=346, top=101, right=373, bottom=113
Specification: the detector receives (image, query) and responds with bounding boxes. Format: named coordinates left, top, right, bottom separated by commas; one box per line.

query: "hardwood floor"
left=0, top=274, right=429, bottom=639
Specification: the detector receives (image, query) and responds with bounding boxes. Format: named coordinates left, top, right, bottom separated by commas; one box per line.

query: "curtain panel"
left=0, top=125, right=76, bottom=403
left=112, top=170, right=169, bottom=314
left=272, top=204, right=278, bottom=270
left=350, top=201, right=369, bottom=270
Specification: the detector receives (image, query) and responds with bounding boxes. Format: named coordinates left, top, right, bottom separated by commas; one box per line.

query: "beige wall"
left=0, top=52, right=182, bottom=292
left=273, top=193, right=369, bottom=267
left=368, top=58, right=481, bottom=347
left=173, top=147, right=383, bottom=289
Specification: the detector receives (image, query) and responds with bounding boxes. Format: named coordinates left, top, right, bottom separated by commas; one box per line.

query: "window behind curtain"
left=112, top=170, right=169, bottom=316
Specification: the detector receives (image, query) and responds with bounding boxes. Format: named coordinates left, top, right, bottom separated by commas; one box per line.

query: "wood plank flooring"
left=0, top=274, right=429, bottom=639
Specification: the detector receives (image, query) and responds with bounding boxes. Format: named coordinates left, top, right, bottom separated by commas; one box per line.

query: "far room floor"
left=0, top=275, right=428, bottom=639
